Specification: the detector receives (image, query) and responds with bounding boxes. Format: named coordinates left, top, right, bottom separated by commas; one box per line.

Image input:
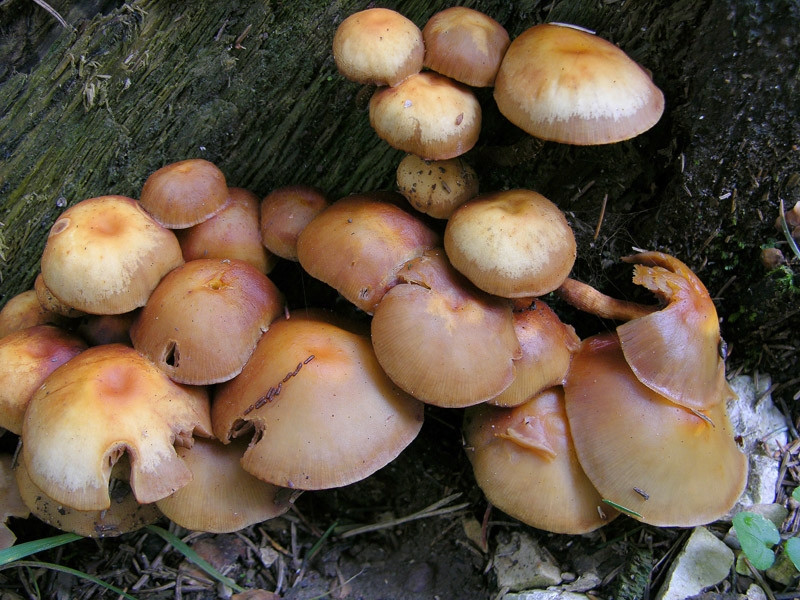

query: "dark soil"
left=0, top=0, right=798, bottom=599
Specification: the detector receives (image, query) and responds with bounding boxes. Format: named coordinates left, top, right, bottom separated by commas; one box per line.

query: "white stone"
left=655, top=526, right=734, bottom=600
left=727, top=375, right=789, bottom=509
left=493, top=532, right=563, bottom=591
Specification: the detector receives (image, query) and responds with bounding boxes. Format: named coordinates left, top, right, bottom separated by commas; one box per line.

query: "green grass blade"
left=145, top=525, right=246, bottom=593
left=0, top=533, right=82, bottom=566
left=0, top=560, right=139, bottom=600
left=305, top=520, right=338, bottom=563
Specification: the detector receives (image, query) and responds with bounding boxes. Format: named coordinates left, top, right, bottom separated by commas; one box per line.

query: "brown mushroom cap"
left=563, top=333, right=747, bottom=527
left=156, top=438, right=294, bottom=533
left=177, top=187, right=277, bottom=274
left=296, top=195, right=439, bottom=314
left=15, top=456, right=161, bottom=537
left=139, top=159, right=231, bottom=229
left=34, top=273, right=85, bottom=318
left=0, top=325, right=87, bottom=434
left=371, top=249, right=520, bottom=407
left=396, top=154, right=479, bottom=219
left=1, top=454, right=29, bottom=549
left=464, top=388, right=617, bottom=534
left=332, top=8, right=424, bottom=87
left=0, top=290, right=63, bottom=338
left=489, top=299, right=580, bottom=408
left=213, top=310, right=424, bottom=490
left=130, top=258, right=284, bottom=385
left=369, top=72, right=482, bottom=160
left=260, top=185, right=331, bottom=261
left=616, top=252, right=731, bottom=411
left=40, top=196, right=184, bottom=315
left=444, top=189, right=576, bottom=297
left=76, top=311, right=138, bottom=346
left=423, top=7, right=510, bottom=87
left=494, top=23, right=665, bottom=145
left=22, top=344, right=212, bottom=511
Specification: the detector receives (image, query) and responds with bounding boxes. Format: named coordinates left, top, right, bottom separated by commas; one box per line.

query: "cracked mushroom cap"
left=213, top=310, right=424, bottom=490
left=296, top=195, right=439, bottom=314
left=40, top=196, right=184, bottom=315
left=0, top=325, right=87, bottom=434
left=369, top=71, right=482, bottom=160
left=130, top=258, right=284, bottom=385
left=422, top=7, right=510, bottom=87
left=444, top=189, right=576, bottom=298
left=156, top=437, right=295, bottom=533
left=464, top=387, right=617, bottom=534
left=489, top=299, right=580, bottom=408
left=177, top=188, right=277, bottom=274
left=333, top=8, right=424, bottom=87
left=371, top=249, right=520, bottom=407
left=15, top=456, right=161, bottom=537
left=563, top=333, right=747, bottom=527
left=617, top=252, right=731, bottom=411
left=22, top=344, right=212, bottom=511
left=494, top=23, right=664, bottom=145
left=139, top=159, right=231, bottom=228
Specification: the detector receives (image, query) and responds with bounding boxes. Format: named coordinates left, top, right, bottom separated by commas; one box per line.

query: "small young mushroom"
left=177, top=187, right=277, bottom=274
left=40, top=196, right=184, bottom=315
left=22, top=344, right=212, bottom=511
left=156, top=437, right=295, bottom=533
left=130, top=258, right=284, bottom=385
left=422, top=7, right=510, bottom=87
left=139, top=159, right=231, bottom=229
left=213, top=310, right=424, bottom=490
left=464, top=387, right=617, bottom=534
left=494, top=23, right=664, bottom=145
left=332, top=8, right=424, bottom=87
left=260, top=184, right=331, bottom=261
left=396, top=154, right=479, bottom=219
left=563, top=333, right=747, bottom=527
left=444, top=189, right=577, bottom=298
left=369, top=72, right=482, bottom=160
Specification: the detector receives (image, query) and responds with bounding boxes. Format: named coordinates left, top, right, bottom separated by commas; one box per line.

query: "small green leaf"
left=792, top=487, right=800, bottom=503
left=0, top=533, right=81, bottom=566
left=785, top=537, right=800, bottom=572
left=733, top=512, right=781, bottom=570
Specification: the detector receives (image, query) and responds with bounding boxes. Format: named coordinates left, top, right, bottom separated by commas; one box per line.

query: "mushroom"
left=0, top=289, right=63, bottom=338
left=130, top=258, right=284, bottom=385
left=396, top=154, right=479, bottom=219
left=371, top=249, right=520, bottom=407
left=422, top=7, right=510, bottom=87
left=213, top=310, right=424, bottom=490
left=332, top=8, right=424, bottom=87
left=177, top=187, right=277, bottom=274
left=489, top=299, right=580, bottom=408
left=156, top=438, right=295, bottom=533
left=557, top=251, right=729, bottom=411
left=464, top=387, right=617, bottom=534
left=494, top=23, right=664, bottom=145
left=22, top=344, right=212, bottom=511
left=296, top=194, right=439, bottom=314
left=1, top=454, right=29, bottom=549
left=444, top=189, right=577, bottom=298
left=40, top=196, right=184, bottom=315
left=369, top=72, right=482, bottom=160
left=259, top=184, right=331, bottom=261
left=563, top=333, right=747, bottom=527
left=0, top=325, right=87, bottom=434
left=139, top=159, right=231, bottom=229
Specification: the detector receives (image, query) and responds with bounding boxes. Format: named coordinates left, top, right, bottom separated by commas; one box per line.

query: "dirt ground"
left=0, top=0, right=798, bottom=598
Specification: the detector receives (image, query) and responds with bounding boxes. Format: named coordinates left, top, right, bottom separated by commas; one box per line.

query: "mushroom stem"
left=556, top=277, right=657, bottom=321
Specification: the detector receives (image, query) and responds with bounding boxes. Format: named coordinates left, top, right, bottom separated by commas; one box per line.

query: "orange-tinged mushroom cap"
left=0, top=290, right=63, bottom=338
left=22, top=344, right=212, bottom=511
left=371, top=249, right=520, bottom=407
left=494, top=23, right=664, bottom=145
left=130, top=258, right=284, bottom=385
left=213, top=311, right=424, bottom=490
left=260, top=185, right=331, bottom=261
left=40, top=196, right=184, bottom=315
left=617, top=251, right=730, bottom=411
left=563, top=333, right=747, bottom=527
left=464, top=388, right=617, bottom=534
left=156, top=438, right=294, bottom=533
